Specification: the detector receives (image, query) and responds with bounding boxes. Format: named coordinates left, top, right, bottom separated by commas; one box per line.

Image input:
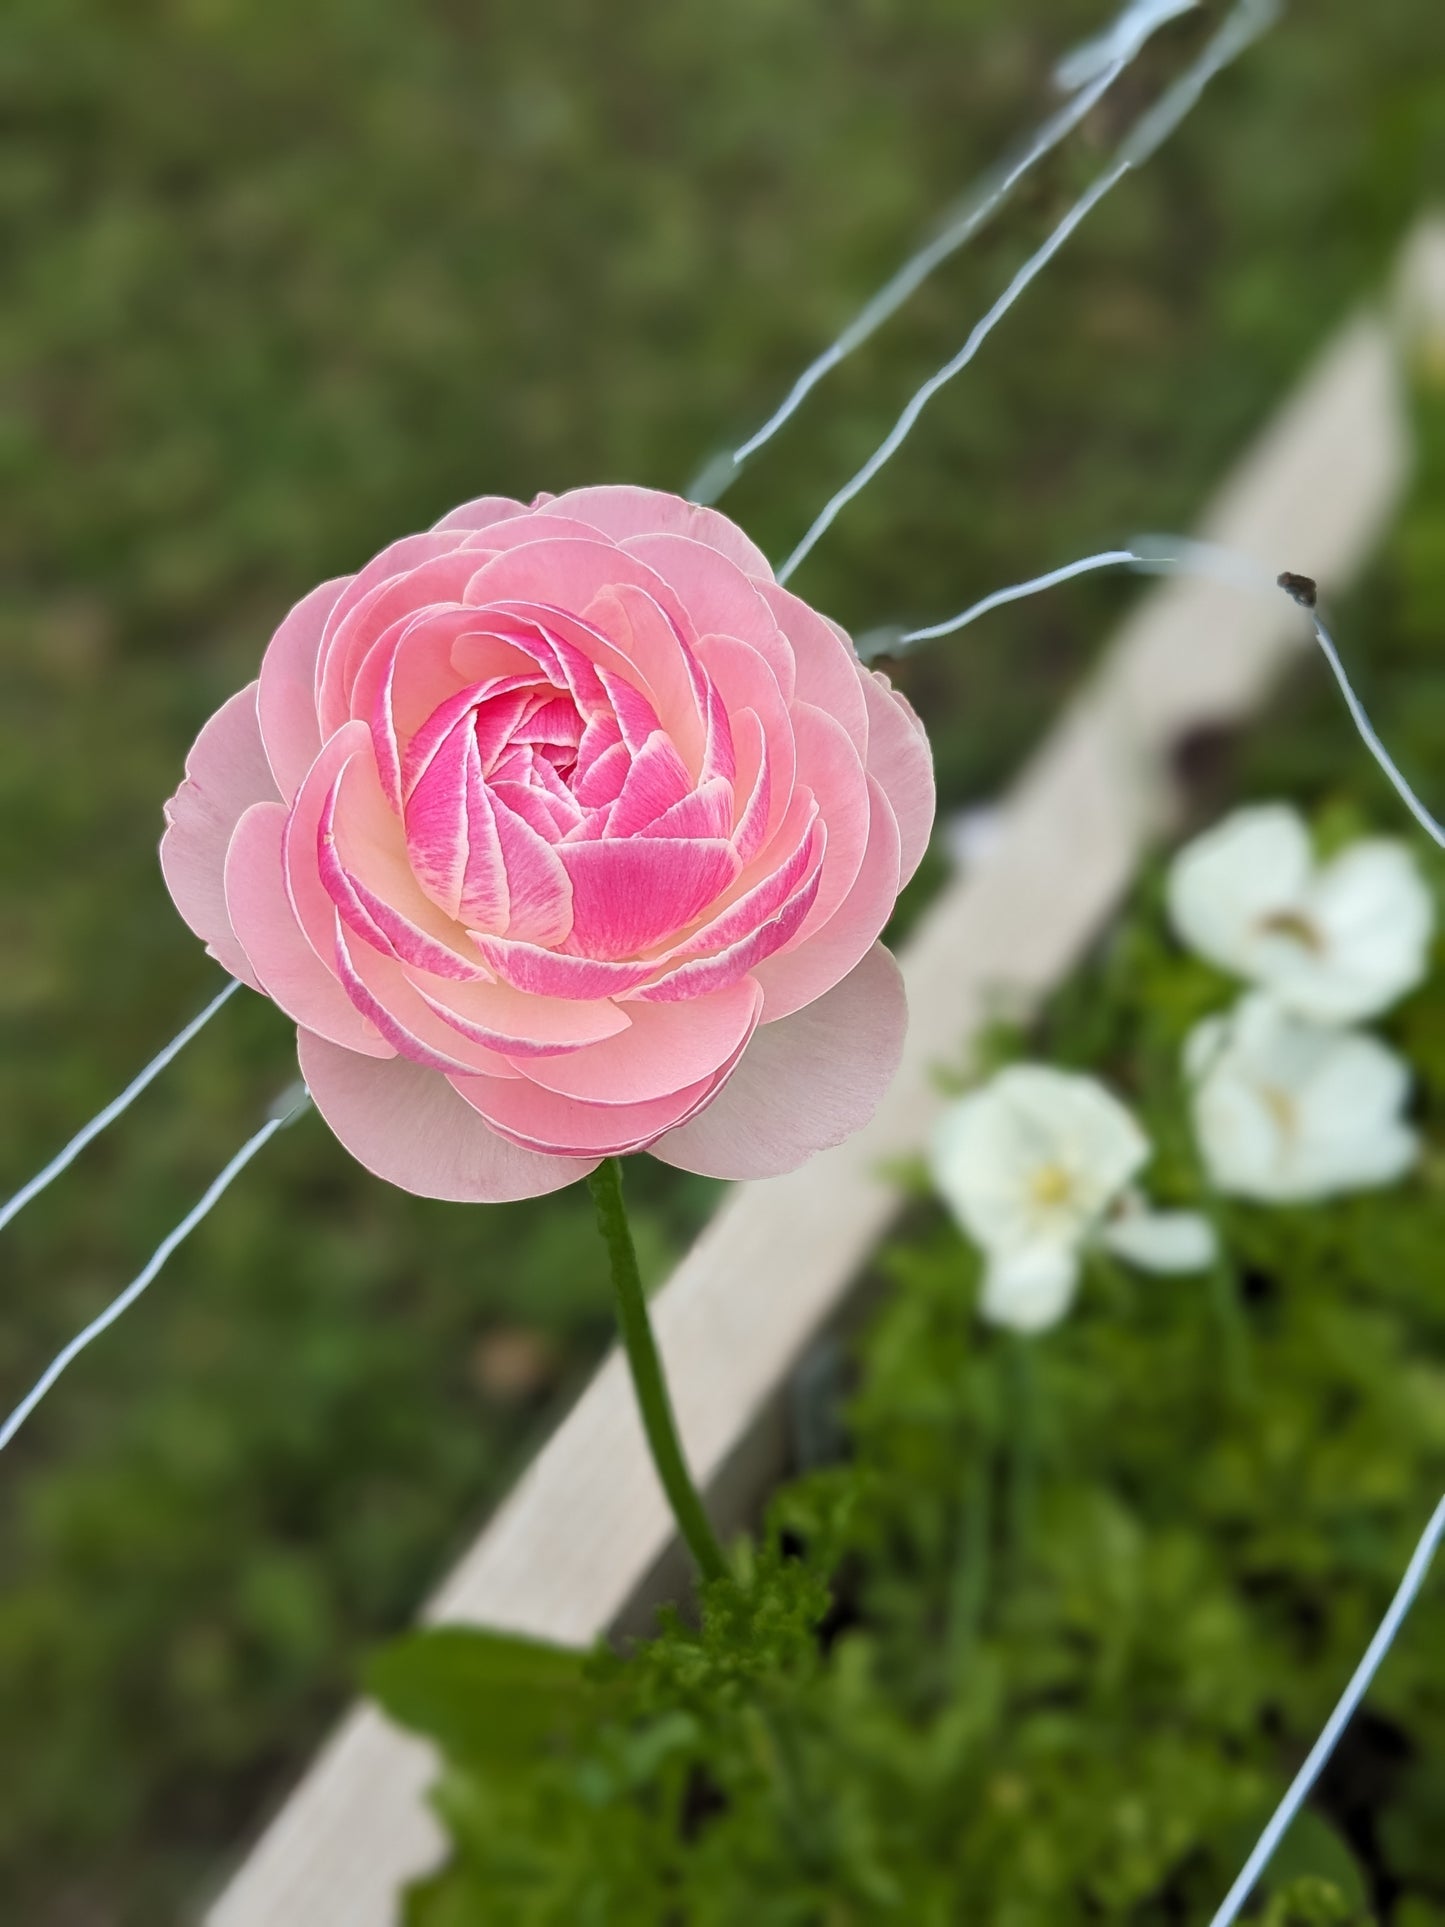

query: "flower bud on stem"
left=587, top=1157, right=730, bottom=1586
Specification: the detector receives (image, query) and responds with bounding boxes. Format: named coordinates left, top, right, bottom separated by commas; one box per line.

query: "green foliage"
left=368, top=1629, right=592, bottom=1772
left=3, top=0, right=1444, bottom=1917
left=392, top=1060, right=1445, bottom=1922
left=387, top=397, right=1445, bottom=1920
left=1262, top=1880, right=1371, bottom=1927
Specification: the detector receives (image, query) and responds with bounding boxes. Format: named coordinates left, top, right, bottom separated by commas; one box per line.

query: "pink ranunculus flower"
left=161, top=486, right=933, bottom=1201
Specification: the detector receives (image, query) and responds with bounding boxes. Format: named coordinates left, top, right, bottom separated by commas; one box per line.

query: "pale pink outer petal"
left=299, top=1030, right=596, bottom=1201
left=544, top=484, right=775, bottom=582
left=225, top=803, right=394, bottom=1055
left=788, top=701, right=871, bottom=932
left=286, top=723, right=375, bottom=966
left=429, top=495, right=529, bottom=533
left=452, top=1068, right=722, bottom=1159
left=457, top=512, right=605, bottom=553
left=256, top=577, right=349, bottom=801
left=513, top=977, right=762, bottom=1105
left=161, top=682, right=279, bottom=988
left=650, top=942, right=906, bottom=1179
left=757, top=581, right=868, bottom=753
left=752, top=775, right=902, bottom=1022
left=861, top=670, right=934, bottom=888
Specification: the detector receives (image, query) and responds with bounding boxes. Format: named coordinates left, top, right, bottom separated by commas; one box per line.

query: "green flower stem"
left=587, top=1157, right=729, bottom=1585
left=1004, top=1334, right=1037, bottom=1598
left=947, top=1432, right=993, bottom=1674
left=1207, top=1232, right=1253, bottom=1403
left=1194, top=1161, right=1252, bottom=1403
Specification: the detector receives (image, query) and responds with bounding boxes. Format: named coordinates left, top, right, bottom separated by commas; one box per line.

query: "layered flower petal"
left=257, top=577, right=348, bottom=800
left=160, top=683, right=279, bottom=988
left=162, top=486, right=934, bottom=1199
left=547, top=484, right=774, bottom=581
left=651, top=943, right=906, bottom=1179
left=299, top=1030, right=597, bottom=1201
left=225, top=803, right=393, bottom=1056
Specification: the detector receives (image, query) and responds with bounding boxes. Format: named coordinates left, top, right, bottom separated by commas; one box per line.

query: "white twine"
left=690, top=0, right=1203, bottom=504
left=774, top=0, right=1280, bottom=586
left=1307, top=604, right=1445, bottom=848
left=1208, top=1493, right=1445, bottom=1925
left=0, top=976, right=242, bottom=1236
left=855, top=534, right=1279, bottom=658
left=0, top=1086, right=309, bottom=1453
left=856, top=532, right=1445, bottom=856
left=1055, top=0, right=1199, bottom=91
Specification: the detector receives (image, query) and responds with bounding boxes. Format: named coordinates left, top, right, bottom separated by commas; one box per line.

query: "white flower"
left=930, top=1065, right=1216, bottom=1333
left=1167, top=803, right=1434, bottom=1024
left=1186, top=994, right=1418, bottom=1202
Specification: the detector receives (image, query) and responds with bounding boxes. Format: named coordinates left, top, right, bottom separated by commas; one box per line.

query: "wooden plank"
left=206, top=280, right=1418, bottom=1927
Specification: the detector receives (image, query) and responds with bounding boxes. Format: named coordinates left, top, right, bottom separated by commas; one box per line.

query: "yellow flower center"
left=1029, top=1162, right=1076, bottom=1209
left=1255, top=908, right=1325, bottom=954
left=1259, top=1083, right=1299, bottom=1138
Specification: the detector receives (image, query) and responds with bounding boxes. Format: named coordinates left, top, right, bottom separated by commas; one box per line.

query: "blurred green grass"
left=0, top=0, right=1442, bottom=1919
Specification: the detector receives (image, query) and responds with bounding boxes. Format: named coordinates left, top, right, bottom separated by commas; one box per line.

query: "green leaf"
left=1219, top=1808, right=1372, bottom=1915
left=1260, top=1876, right=1371, bottom=1927
left=367, top=1627, right=588, bottom=1770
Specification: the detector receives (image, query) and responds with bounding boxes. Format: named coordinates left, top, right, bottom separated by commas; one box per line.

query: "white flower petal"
left=1168, top=805, right=1435, bottom=1024
left=1187, top=994, right=1418, bottom=1203
left=1167, top=804, right=1313, bottom=977
left=930, top=1064, right=1148, bottom=1256
left=1101, top=1208, right=1218, bottom=1274
left=1183, top=1013, right=1230, bottom=1082
left=1292, top=840, right=1435, bottom=1022
left=979, top=1244, right=1080, bottom=1333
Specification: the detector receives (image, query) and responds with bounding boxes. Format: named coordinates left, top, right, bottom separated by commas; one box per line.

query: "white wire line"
left=860, top=532, right=1445, bottom=843
left=0, top=1085, right=310, bottom=1454
left=1208, top=1492, right=1445, bottom=1927
left=0, top=976, right=243, bottom=1236
left=860, top=530, right=1445, bottom=846
left=773, top=0, right=1280, bottom=588
left=852, top=534, right=1273, bottom=660
left=1054, top=0, right=1199, bottom=92
left=688, top=0, right=1202, bottom=505
left=773, top=158, right=1126, bottom=584
left=1307, top=604, right=1445, bottom=849
left=861, top=547, right=1142, bottom=656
